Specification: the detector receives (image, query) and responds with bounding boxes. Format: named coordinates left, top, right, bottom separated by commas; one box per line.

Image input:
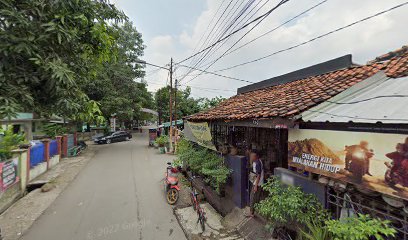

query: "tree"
left=81, top=21, right=152, bottom=123
left=1, top=1, right=154, bottom=127
left=154, top=86, right=223, bottom=123
left=199, top=96, right=226, bottom=110
left=0, top=0, right=126, bottom=120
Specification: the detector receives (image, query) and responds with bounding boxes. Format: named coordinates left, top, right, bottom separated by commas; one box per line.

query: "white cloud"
left=142, top=0, right=408, bottom=98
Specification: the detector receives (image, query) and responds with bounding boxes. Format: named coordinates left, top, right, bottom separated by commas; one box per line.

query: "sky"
left=111, top=0, right=408, bottom=99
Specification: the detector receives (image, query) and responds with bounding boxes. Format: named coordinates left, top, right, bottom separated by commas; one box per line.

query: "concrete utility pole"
left=169, top=58, right=173, bottom=152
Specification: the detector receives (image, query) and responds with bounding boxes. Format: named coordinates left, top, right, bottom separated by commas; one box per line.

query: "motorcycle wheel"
left=350, top=162, right=364, bottom=183
left=166, top=188, right=179, bottom=205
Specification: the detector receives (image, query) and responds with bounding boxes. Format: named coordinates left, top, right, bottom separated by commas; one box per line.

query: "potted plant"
left=155, top=135, right=168, bottom=154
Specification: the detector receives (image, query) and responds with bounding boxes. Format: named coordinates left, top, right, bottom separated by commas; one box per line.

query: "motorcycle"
left=385, top=148, right=408, bottom=187
left=164, top=162, right=181, bottom=205
left=345, top=146, right=368, bottom=183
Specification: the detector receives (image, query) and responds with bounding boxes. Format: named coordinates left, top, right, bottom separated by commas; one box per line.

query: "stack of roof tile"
left=187, top=45, right=408, bottom=121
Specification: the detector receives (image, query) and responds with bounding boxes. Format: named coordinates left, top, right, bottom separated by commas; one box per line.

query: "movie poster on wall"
left=288, top=129, right=408, bottom=200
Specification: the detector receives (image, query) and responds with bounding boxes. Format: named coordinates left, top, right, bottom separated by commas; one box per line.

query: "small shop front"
left=184, top=118, right=291, bottom=210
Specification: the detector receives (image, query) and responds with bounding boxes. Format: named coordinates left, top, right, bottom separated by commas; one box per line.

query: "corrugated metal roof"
left=299, top=71, right=408, bottom=123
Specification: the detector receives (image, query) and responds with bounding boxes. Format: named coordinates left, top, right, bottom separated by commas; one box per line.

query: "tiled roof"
left=188, top=45, right=408, bottom=121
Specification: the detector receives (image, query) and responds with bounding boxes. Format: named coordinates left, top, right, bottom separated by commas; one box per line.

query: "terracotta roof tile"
left=187, top=45, right=408, bottom=121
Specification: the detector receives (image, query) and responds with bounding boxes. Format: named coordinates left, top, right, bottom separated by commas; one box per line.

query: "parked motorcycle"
left=385, top=148, right=408, bottom=187
left=164, top=162, right=181, bottom=205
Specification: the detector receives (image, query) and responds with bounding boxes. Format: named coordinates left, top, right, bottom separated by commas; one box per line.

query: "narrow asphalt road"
left=21, top=132, right=186, bottom=240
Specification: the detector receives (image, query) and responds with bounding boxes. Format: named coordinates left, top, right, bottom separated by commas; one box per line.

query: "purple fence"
left=30, top=143, right=45, bottom=168
left=49, top=140, right=58, bottom=158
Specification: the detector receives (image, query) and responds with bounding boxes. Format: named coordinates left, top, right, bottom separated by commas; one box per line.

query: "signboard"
left=288, top=129, right=408, bottom=199
left=185, top=121, right=216, bottom=151
left=0, top=158, right=19, bottom=191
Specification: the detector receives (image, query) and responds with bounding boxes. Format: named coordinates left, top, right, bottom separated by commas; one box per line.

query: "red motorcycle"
left=164, top=162, right=181, bottom=205
left=385, top=146, right=408, bottom=187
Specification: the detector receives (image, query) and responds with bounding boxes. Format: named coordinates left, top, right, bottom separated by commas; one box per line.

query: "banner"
left=0, top=158, right=19, bottom=191
left=184, top=121, right=216, bottom=151
left=288, top=129, right=408, bottom=199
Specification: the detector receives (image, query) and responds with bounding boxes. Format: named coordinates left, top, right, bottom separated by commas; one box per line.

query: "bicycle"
left=189, top=176, right=206, bottom=232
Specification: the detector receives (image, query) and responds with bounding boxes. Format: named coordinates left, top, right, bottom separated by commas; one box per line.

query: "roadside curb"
left=173, top=206, right=193, bottom=240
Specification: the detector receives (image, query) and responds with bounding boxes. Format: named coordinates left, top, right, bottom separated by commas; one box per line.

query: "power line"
left=184, top=0, right=248, bottom=76
left=144, top=80, right=235, bottom=93
left=178, top=0, right=274, bottom=83
left=200, top=0, right=328, bottom=68
left=186, top=0, right=268, bottom=76
left=177, top=64, right=254, bottom=83
left=189, top=0, right=226, bottom=59
left=183, top=0, right=290, bottom=84
left=214, top=1, right=408, bottom=72
left=179, top=0, right=236, bottom=81
left=176, top=0, right=293, bottom=65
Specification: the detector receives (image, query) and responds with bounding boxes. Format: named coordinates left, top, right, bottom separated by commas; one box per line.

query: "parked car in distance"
left=94, top=131, right=132, bottom=144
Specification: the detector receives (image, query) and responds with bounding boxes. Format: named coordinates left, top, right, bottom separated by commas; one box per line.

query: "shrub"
left=42, top=123, right=67, bottom=138
left=0, top=126, right=26, bottom=161
left=155, top=135, right=168, bottom=147
left=255, top=177, right=329, bottom=228
left=176, top=138, right=231, bottom=193
left=325, top=214, right=396, bottom=240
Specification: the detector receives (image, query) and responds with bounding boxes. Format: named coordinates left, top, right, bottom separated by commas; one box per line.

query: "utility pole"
left=174, top=78, right=178, bottom=153
left=169, top=58, right=173, bottom=152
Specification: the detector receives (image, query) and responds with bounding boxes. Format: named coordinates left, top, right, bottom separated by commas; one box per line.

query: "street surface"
left=21, top=133, right=186, bottom=240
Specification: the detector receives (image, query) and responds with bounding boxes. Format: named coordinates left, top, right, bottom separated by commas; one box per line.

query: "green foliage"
left=0, top=0, right=127, bottom=119
left=84, top=21, right=151, bottom=122
left=155, top=86, right=210, bottom=123
left=73, top=100, right=105, bottom=126
left=155, top=135, right=169, bottom=147
left=0, top=0, right=152, bottom=125
left=176, top=139, right=231, bottom=193
left=42, top=123, right=67, bottom=138
left=299, top=219, right=331, bottom=240
left=199, top=96, right=226, bottom=110
left=0, top=126, right=25, bottom=161
left=325, top=214, right=396, bottom=240
left=255, top=177, right=329, bottom=228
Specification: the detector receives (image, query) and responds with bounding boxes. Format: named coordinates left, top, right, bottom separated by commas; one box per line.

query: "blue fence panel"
left=30, top=143, right=45, bottom=168
left=67, top=134, right=75, bottom=149
left=49, top=140, right=58, bottom=158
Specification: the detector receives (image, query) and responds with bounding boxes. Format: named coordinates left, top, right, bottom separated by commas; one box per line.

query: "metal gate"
left=327, top=187, right=408, bottom=240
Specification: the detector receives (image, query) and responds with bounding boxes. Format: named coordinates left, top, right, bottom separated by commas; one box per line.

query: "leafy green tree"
left=0, top=0, right=125, bottom=119
left=154, top=86, right=202, bottom=124
left=199, top=96, right=225, bottom=110
left=82, top=21, right=151, bottom=123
